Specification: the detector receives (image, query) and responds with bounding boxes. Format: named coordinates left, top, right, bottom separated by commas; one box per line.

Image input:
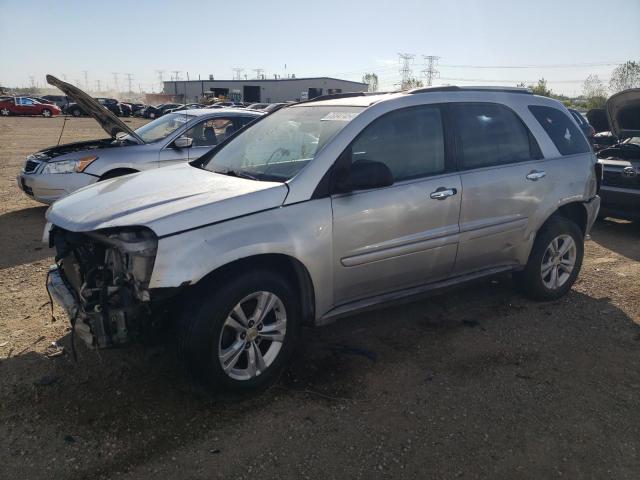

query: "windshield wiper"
left=214, top=169, right=259, bottom=181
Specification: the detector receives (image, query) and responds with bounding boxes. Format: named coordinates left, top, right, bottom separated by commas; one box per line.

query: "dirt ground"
left=1, top=116, right=639, bottom=480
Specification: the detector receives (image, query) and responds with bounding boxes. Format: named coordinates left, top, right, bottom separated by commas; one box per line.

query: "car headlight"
left=41, top=156, right=98, bottom=174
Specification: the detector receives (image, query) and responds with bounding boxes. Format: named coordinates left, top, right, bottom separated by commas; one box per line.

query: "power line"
left=439, top=62, right=623, bottom=69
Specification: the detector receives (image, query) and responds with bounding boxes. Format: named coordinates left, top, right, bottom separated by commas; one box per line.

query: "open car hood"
left=586, top=108, right=610, bottom=134
left=46, top=74, right=144, bottom=144
left=606, top=88, right=640, bottom=139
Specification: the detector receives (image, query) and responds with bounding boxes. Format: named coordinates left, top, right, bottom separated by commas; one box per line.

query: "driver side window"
left=349, top=105, right=446, bottom=182
left=184, top=118, right=236, bottom=147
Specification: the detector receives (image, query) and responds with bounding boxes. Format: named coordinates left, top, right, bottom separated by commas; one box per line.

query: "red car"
left=0, top=96, right=62, bottom=117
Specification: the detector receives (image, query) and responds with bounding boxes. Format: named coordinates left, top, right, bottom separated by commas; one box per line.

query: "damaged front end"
left=47, top=226, right=158, bottom=348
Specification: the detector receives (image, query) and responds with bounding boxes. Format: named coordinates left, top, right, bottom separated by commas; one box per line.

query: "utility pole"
left=398, top=53, right=415, bottom=89
left=125, top=73, right=134, bottom=93
left=422, top=55, right=440, bottom=86
left=95, top=79, right=101, bottom=92
left=83, top=70, right=89, bottom=90
left=171, top=70, right=181, bottom=81
left=112, top=72, right=119, bottom=93
left=253, top=68, right=264, bottom=79
left=232, top=68, right=244, bottom=80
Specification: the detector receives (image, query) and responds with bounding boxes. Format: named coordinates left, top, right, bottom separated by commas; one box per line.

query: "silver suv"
left=45, top=87, right=600, bottom=393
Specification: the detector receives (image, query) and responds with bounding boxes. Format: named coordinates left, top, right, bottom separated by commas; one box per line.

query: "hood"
left=586, top=108, right=610, bottom=133
left=46, top=74, right=144, bottom=144
left=46, top=163, right=288, bottom=237
left=605, top=88, right=640, bottom=139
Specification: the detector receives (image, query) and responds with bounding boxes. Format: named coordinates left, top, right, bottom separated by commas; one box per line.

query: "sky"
left=1, top=0, right=639, bottom=96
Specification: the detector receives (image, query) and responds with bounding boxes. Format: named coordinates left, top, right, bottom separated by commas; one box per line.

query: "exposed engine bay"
left=28, top=138, right=123, bottom=162
left=48, top=226, right=160, bottom=348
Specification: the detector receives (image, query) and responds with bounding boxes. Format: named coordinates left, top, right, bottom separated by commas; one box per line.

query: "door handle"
left=430, top=187, right=457, bottom=200
left=526, top=170, right=546, bottom=181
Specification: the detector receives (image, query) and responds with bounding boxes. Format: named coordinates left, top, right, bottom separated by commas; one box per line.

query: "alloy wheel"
left=42, top=109, right=51, bottom=117
left=218, top=291, right=287, bottom=381
left=540, top=234, right=577, bottom=290
left=0, top=108, right=9, bottom=116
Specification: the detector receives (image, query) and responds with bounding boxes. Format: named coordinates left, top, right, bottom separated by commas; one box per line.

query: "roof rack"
left=408, top=86, right=533, bottom=95
left=302, top=91, right=395, bottom=104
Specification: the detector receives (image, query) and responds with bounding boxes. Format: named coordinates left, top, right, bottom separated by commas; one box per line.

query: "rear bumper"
left=17, top=171, right=97, bottom=204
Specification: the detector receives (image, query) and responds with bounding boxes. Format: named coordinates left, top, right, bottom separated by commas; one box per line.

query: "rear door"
left=451, top=102, right=553, bottom=275
left=331, top=104, right=462, bottom=305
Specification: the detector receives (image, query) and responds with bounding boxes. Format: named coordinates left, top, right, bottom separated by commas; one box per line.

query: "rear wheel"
left=515, top=216, right=584, bottom=301
left=41, top=109, right=52, bottom=118
left=71, top=108, right=81, bottom=117
left=0, top=108, right=10, bottom=116
left=178, top=270, right=299, bottom=393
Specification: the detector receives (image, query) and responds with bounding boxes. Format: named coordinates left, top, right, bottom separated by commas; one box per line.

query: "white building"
left=163, top=77, right=369, bottom=104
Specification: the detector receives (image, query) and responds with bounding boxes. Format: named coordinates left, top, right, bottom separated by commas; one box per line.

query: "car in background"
left=596, top=88, right=640, bottom=220
left=568, top=108, right=595, bottom=145
left=263, top=102, right=288, bottom=113
left=41, top=95, right=70, bottom=111
left=165, top=103, right=206, bottom=113
left=17, top=75, right=262, bottom=204
left=142, top=103, right=182, bottom=119
left=119, top=102, right=133, bottom=116
left=587, top=108, right=618, bottom=151
left=246, top=103, right=270, bottom=110
left=29, top=96, right=56, bottom=105
left=128, top=103, right=146, bottom=116
left=67, top=97, right=123, bottom=117
left=0, top=97, right=62, bottom=117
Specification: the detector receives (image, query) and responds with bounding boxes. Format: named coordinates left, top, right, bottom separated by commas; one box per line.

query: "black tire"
left=41, top=108, right=52, bottom=118
left=0, top=107, right=10, bottom=116
left=71, top=108, right=81, bottom=117
left=514, top=216, right=584, bottom=301
left=178, top=269, right=300, bottom=393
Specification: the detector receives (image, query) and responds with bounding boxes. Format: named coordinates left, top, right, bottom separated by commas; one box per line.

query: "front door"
left=450, top=102, right=553, bottom=274
left=331, top=104, right=461, bottom=305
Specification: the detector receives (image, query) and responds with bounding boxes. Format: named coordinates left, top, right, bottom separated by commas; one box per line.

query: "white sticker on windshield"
left=321, top=112, right=359, bottom=122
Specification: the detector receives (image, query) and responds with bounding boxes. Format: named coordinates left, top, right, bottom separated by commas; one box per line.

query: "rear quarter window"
left=529, top=105, right=590, bottom=155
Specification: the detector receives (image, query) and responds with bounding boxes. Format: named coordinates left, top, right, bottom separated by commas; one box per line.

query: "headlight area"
left=41, top=155, right=98, bottom=174
left=49, top=225, right=159, bottom=348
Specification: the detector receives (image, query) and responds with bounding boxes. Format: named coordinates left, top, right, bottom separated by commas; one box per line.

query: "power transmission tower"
left=83, top=70, right=89, bottom=90
left=398, top=53, right=415, bottom=89
left=125, top=73, right=133, bottom=93
left=95, top=79, right=101, bottom=92
left=232, top=68, right=244, bottom=80
left=253, top=68, right=264, bottom=79
left=112, top=72, right=119, bottom=92
left=28, top=75, right=36, bottom=89
left=422, top=55, right=440, bottom=86
left=156, top=70, right=165, bottom=91
left=172, top=70, right=181, bottom=81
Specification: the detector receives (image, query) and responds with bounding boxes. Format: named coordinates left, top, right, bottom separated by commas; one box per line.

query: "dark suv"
left=67, top=97, right=122, bottom=117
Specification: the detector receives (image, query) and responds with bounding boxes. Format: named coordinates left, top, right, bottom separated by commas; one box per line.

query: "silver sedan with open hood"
left=17, top=75, right=262, bottom=204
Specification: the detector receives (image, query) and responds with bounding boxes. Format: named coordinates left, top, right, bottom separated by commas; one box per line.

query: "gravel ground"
left=1, top=116, right=639, bottom=480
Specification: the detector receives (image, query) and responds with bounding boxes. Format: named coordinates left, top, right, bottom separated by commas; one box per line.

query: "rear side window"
left=452, top=103, right=535, bottom=169
left=350, top=105, right=445, bottom=181
left=529, top=105, right=590, bottom=155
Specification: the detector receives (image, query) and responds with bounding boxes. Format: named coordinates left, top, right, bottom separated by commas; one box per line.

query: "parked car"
left=128, top=103, right=146, bottom=116
left=0, top=96, right=62, bottom=117
left=119, top=102, right=133, bottom=116
left=44, top=86, right=600, bottom=393
left=263, top=102, right=288, bottom=112
left=41, top=94, right=71, bottom=111
left=142, top=103, right=182, bottom=119
left=596, top=88, right=640, bottom=220
left=17, top=75, right=262, bottom=204
left=67, top=97, right=122, bottom=117
left=165, top=103, right=206, bottom=113
left=568, top=108, right=595, bottom=144
left=29, top=96, right=56, bottom=105
left=586, top=108, right=618, bottom=151
left=246, top=103, right=270, bottom=110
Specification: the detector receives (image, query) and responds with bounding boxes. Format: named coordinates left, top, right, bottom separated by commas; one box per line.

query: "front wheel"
left=514, top=217, right=584, bottom=301
left=41, top=109, right=52, bottom=118
left=179, top=270, right=299, bottom=393
left=0, top=108, right=10, bottom=116
left=71, top=108, right=81, bottom=117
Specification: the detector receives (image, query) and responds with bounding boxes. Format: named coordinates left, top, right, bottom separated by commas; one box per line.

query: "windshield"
left=133, top=113, right=194, bottom=143
left=202, top=105, right=363, bottom=181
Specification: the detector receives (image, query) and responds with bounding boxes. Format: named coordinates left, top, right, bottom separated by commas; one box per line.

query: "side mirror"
left=341, top=159, right=394, bottom=192
left=173, top=136, right=193, bottom=149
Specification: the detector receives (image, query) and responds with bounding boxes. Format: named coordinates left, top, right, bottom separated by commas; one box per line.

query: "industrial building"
left=163, top=77, right=369, bottom=103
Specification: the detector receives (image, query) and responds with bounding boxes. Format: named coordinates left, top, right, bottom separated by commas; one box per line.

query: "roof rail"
left=302, top=91, right=394, bottom=104
left=408, top=86, right=533, bottom=95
